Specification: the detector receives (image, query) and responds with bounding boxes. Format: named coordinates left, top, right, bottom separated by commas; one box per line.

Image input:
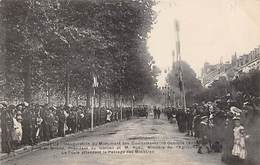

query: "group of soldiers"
left=0, top=101, right=133, bottom=154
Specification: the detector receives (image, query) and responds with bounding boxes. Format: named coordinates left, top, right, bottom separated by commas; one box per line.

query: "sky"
left=148, top=0, right=260, bottom=86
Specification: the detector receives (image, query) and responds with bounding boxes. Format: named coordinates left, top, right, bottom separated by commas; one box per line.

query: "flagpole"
left=91, top=75, right=98, bottom=131
left=120, top=95, right=122, bottom=120
left=131, top=95, right=134, bottom=117
left=91, top=87, right=95, bottom=131
left=175, top=20, right=186, bottom=111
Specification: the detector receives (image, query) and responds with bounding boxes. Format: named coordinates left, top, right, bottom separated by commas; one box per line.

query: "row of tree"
left=166, top=61, right=202, bottom=106
left=196, top=70, right=260, bottom=107
left=166, top=60, right=259, bottom=107
left=0, top=0, right=159, bottom=106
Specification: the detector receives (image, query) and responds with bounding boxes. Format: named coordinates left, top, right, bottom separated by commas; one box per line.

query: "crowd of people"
left=165, top=94, right=260, bottom=165
left=1, top=96, right=259, bottom=164
left=0, top=102, right=133, bottom=154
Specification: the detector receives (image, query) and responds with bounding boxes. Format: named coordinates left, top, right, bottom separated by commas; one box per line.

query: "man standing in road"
left=153, top=106, right=157, bottom=119
left=157, top=107, right=161, bottom=119
left=186, top=108, right=194, bottom=136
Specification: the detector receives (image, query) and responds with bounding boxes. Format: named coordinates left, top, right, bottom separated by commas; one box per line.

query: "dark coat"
left=1, top=108, right=14, bottom=153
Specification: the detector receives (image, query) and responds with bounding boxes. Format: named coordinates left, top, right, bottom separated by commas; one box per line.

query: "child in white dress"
left=232, top=116, right=249, bottom=160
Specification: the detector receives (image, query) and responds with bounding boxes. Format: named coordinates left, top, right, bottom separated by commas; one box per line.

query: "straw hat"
left=230, top=106, right=242, bottom=115
left=24, top=102, right=29, bottom=107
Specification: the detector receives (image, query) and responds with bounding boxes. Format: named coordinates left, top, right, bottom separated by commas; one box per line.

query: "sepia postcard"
left=0, top=0, right=259, bottom=165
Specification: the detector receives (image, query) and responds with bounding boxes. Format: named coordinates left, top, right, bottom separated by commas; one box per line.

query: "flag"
left=92, top=75, right=98, bottom=87
left=178, top=77, right=183, bottom=91
left=175, top=20, right=181, bottom=55
left=175, top=20, right=180, bottom=32
left=176, top=41, right=180, bottom=55
left=178, top=67, right=183, bottom=91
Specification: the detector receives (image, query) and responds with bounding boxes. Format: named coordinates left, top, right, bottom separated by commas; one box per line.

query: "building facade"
left=201, top=46, right=260, bottom=87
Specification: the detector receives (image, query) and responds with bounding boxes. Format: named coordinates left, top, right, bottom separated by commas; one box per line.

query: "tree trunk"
left=47, top=87, right=51, bottom=105
left=98, top=92, right=101, bottom=108
left=109, top=93, right=112, bottom=107
left=65, top=63, right=70, bottom=106
left=98, top=92, right=101, bottom=124
left=76, top=95, right=79, bottom=106
left=0, top=11, right=6, bottom=101
left=23, top=55, right=32, bottom=103
left=86, top=92, right=90, bottom=108
left=113, top=92, right=117, bottom=108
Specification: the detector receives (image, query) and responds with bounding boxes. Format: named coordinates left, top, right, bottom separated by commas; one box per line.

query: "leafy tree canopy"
left=166, top=61, right=202, bottom=106
left=1, top=0, right=158, bottom=103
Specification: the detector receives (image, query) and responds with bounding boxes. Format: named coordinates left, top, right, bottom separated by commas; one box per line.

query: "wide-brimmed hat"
left=24, top=102, right=29, bottom=107
left=230, top=106, right=242, bottom=115
left=16, top=104, right=23, bottom=108
left=0, top=101, right=8, bottom=108
left=201, top=116, right=208, bottom=120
